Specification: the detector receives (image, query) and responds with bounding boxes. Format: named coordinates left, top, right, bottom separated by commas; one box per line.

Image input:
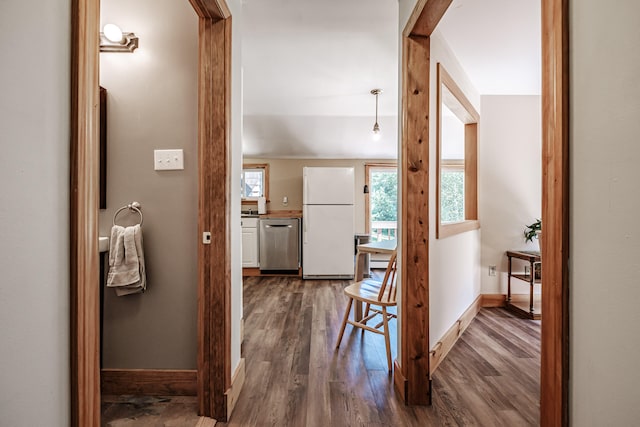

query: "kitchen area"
left=241, top=165, right=359, bottom=279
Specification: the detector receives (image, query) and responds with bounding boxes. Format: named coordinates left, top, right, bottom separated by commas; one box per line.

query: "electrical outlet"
left=489, top=265, right=496, bottom=276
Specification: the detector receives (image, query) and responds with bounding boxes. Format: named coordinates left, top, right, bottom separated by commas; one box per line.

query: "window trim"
left=436, top=63, right=479, bottom=239
left=241, top=163, right=269, bottom=203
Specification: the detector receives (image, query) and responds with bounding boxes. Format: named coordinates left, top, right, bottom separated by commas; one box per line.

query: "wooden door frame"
left=70, top=0, right=233, bottom=425
left=399, top=0, right=569, bottom=424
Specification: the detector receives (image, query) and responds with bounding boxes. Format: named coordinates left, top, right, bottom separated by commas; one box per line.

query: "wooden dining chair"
left=335, top=251, right=398, bottom=372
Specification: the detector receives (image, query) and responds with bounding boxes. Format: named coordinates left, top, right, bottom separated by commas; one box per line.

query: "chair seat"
left=344, top=278, right=396, bottom=306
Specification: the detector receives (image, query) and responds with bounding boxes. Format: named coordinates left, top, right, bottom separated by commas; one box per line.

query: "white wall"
left=570, top=0, right=640, bottom=424
left=427, top=32, right=482, bottom=348
left=0, top=1, right=70, bottom=425
left=229, top=0, right=244, bottom=378
left=479, top=95, right=541, bottom=295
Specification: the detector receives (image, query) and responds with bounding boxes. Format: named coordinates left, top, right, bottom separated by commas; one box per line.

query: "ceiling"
left=241, top=0, right=540, bottom=159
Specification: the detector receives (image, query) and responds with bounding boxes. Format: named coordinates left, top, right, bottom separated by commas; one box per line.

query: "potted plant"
left=524, top=218, right=541, bottom=243
left=524, top=218, right=542, bottom=279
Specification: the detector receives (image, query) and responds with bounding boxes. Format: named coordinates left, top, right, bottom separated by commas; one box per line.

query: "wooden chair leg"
left=364, top=303, right=371, bottom=318
left=336, top=298, right=353, bottom=349
left=381, top=306, right=392, bottom=372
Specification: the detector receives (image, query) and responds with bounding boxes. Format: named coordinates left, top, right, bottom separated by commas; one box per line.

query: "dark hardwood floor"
left=99, top=275, right=540, bottom=426
left=219, top=275, right=541, bottom=427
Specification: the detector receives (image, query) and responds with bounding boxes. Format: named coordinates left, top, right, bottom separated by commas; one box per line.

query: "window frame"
left=364, top=162, right=398, bottom=237
left=436, top=63, right=480, bottom=239
left=241, top=163, right=269, bottom=203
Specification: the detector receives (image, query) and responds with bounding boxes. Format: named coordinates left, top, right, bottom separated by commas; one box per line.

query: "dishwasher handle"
left=264, top=224, right=292, bottom=228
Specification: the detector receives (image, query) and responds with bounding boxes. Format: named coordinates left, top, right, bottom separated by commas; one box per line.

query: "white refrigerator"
left=302, top=167, right=355, bottom=279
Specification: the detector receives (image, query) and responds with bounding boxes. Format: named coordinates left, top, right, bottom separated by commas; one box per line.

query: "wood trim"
left=70, top=0, right=101, bottom=425
left=429, top=295, right=481, bottom=375
left=364, top=164, right=372, bottom=234
left=188, top=0, right=231, bottom=21
left=101, top=369, right=197, bottom=396
left=196, top=11, right=232, bottom=422
left=242, top=163, right=270, bottom=202
left=437, top=64, right=480, bottom=120
left=71, top=0, right=234, bottom=425
left=435, top=63, right=479, bottom=239
left=464, top=123, right=478, bottom=220
left=225, top=358, right=246, bottom=416
left=398, top=0, right=568, bottom=419
left=437, top=220, right=479, bottom=239
left=403, top=0, right=452, bottom=38
left=481, top=294, right=506, bottom=308
left=196, top=416, right=217, bottom=427
left=393, top=360, right=408, bottom=403
left=399, top=33, right=431, bottom=405
left=541, top=0, right=570, bottom=424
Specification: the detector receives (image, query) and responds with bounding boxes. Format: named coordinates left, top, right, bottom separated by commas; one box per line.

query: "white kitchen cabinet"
left=241, top=218, right=259, bottom=268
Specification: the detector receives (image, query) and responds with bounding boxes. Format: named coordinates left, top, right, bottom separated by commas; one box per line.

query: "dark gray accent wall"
left=98, top=0, right=199, bottom=369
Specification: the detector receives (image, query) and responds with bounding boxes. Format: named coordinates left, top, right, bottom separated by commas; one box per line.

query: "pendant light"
left=371, top=89, right=382, bottom=140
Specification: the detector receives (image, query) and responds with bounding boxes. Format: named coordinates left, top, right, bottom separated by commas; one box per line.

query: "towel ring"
left=113, top=201, right=143, bottom=227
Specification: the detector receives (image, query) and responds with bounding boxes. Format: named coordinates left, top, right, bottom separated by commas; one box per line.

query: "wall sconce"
left=371, top=89, right=382, bottom=141
left=100, top=23, right=139, bottom=53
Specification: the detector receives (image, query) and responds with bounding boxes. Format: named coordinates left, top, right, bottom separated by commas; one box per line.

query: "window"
left=241, top=163, right=269, bottom=202
left=436, top=63, right=479, bottom=238
left=365, top=164, right=398, bottom=242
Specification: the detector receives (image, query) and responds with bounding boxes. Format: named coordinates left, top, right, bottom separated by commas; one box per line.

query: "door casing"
left=70, top=0, right=233, bottom=424
left=72, top=0, right=569, bottom=425
left=398, top=0, right=569, bottom=424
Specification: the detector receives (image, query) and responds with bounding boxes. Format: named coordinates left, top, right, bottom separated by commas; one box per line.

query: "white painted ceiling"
left=437, top=0, right=541, bottom=95
left=241, top=0, right=540, bottom=159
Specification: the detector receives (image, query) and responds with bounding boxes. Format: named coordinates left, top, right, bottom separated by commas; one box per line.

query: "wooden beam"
left=403, top=0, right=452, bottom=38
left=70, top=0, right=100, bottom=425
left=188, top=0, right=231, bottom=21
left=398, top=34, right=431, bottom=405
left=541, top=0, right=570, bottom=425
left=196, top=14, right=232, bottom=422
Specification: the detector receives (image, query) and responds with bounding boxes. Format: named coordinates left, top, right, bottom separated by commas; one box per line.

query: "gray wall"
left=0, top=0, right=70, bottom=425
left=99, top=0, right=199, bottom=369
left=570, top=0, right=640, bottom=424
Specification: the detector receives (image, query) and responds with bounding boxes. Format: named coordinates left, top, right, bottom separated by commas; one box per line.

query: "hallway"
left=220, top=276, right=540, bottom=426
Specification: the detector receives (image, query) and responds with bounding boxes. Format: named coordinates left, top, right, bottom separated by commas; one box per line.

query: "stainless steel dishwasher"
left=259, top=218, right=300, bottom=272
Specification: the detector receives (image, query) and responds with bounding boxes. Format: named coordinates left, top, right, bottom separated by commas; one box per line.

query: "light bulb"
left=103, top=24, right=124, bottom=44
left=372, top=122, right=381, bottom=141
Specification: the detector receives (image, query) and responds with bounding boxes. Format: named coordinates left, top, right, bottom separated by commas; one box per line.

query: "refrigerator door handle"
left=303, top=173, right=308, bottom=205
left=303, top=206, right=308, bottom=244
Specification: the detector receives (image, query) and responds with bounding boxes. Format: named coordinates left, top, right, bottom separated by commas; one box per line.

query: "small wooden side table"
left=506, top=250, right=542, bottom=320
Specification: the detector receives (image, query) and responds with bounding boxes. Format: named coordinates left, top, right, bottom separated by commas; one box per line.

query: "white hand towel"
left=107, top=224, right=146, bottom=296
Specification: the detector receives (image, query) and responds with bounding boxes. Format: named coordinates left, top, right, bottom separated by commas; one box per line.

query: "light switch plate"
left=154, top=149, right=184, bottom=170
